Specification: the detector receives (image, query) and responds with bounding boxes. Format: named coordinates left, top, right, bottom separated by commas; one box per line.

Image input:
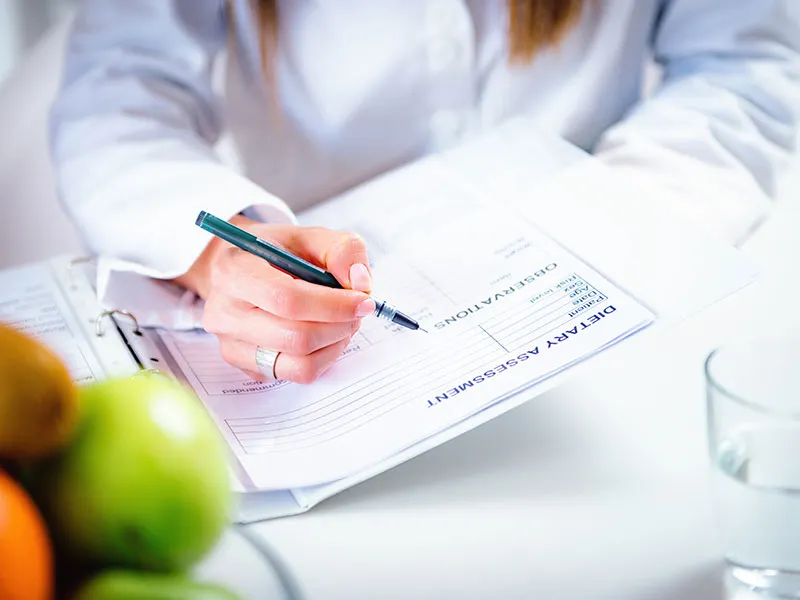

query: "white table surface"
left=0, top=169, right=794, bottom=599
left=189, top=165, right=800, bottom=600
left=0, top=173, right=793, bottom=599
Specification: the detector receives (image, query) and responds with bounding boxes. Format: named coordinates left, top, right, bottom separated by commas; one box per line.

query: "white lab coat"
left=50, top=0, right=800, bottom=307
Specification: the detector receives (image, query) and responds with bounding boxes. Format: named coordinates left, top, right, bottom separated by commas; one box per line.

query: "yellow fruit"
left=0, top=322, right=80, bottom=458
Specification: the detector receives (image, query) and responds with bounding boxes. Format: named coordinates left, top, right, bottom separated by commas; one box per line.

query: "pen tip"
left=419, top=327, right=428, bottom=333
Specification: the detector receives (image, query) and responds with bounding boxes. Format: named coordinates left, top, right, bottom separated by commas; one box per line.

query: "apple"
left=38, top=375, right=233, bottom=572
left=72, top=570, right=242, bottom=600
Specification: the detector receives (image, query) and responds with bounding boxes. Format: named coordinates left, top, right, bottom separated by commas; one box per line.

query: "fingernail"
left=356, top=298, right=375, bottom=318
left=349, top=263, right=373, bottom=293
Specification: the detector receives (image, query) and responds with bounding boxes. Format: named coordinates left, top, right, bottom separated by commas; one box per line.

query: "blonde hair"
left=241, top=0, right=585, bottom=76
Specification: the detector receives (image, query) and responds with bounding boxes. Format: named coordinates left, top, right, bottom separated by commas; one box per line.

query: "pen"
left=195, top=211, right=426, bottom=332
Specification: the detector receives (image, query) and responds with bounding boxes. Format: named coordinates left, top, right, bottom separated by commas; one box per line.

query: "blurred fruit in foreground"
left=0, top=323, right=80, bottom=459
left=39, top=375, right=233, bottom=572
left=72, top=570, right=242, bottom=600
left=0, top=469, right=53, bottom=600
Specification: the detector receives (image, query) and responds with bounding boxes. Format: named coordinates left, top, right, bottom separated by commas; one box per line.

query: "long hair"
left=243, top=0, right=585, bottom=76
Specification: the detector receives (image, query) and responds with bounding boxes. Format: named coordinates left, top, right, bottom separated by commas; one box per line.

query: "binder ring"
left=68, top=256, right=95, bottom=288
left=95, top=309, right=141, bottom=337
left=131, top=368, right=171, bottom=380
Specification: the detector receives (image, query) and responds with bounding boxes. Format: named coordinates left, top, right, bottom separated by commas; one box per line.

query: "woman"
left=51, top=0, right=800, bottom=383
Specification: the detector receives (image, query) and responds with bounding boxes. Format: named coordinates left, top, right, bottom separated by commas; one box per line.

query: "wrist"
left=174, top=213, right=258, bottom=299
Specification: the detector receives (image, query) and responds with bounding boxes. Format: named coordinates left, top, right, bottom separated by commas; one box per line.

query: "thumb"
left=293, top=227, right=372, bottom=293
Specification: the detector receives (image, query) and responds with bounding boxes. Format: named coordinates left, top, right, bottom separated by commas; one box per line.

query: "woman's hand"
left=176, top=215, right=374, bottom=384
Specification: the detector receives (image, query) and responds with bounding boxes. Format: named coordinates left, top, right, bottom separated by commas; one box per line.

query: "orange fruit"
left=0, top=469, right=53, bottom=600
left=0, top=323, right=80, bottom=459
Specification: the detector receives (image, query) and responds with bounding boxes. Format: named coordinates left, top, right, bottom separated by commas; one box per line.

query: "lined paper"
left=0, top=264, right=103, bottom=384
left=158, top=160, right=654, bottom=490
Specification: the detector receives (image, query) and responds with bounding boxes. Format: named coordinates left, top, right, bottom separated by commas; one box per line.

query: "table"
left=192, top=165, right=800, bottom=600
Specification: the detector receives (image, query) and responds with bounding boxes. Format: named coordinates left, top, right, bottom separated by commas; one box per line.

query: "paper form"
left=0, top=263, right=104, bottom=384
left=158, top=159, right=654, bottom=490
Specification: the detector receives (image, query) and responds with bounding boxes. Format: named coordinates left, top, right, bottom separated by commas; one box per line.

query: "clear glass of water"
left=706, top=340, right=800, bottom=598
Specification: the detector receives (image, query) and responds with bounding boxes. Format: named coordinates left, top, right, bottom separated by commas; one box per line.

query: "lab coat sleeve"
left=593, top=0, right=800, bottom=246
left=50, top=0, right=296, bottom=290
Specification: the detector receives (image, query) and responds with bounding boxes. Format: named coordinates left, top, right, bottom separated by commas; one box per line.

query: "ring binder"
left=131, top=368, right=171, bottom=380
left=95, top=309, right=141, bottom=337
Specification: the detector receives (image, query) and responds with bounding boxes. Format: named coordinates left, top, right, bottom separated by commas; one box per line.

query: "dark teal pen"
left=195, top=211, right=425, bottom=332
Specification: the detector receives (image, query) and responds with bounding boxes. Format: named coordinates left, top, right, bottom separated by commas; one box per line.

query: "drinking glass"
left=706, top=339, right=800, bottom=598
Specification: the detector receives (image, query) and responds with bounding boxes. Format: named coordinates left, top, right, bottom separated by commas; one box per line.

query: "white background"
left=0, top=0, right=75, bottom=83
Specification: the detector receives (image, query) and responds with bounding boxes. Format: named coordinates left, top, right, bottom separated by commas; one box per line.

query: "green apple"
left=72, top=570, right=242, bottom=600
left=39, top=375, right=233, bottom=572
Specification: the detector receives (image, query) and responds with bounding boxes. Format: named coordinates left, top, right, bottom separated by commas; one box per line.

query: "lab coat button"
left=429, top=38, right=459, bottom=72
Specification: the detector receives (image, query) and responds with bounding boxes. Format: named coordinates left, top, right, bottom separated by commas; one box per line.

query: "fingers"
left=218, top=336, right=353, bottom=385
left=204, top=299, right=360, bottom=355
left=291, top=227, right=373, bottom=293
left=203, top=222, right=374, bottom=385
left=215, top=248, right=375, bottom=322
left=277, top=337, right=352, bottom=384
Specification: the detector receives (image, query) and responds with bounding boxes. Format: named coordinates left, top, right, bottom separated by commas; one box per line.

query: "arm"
left=594, top=0, right=800, bottom=245
left=50, top=0, right=296, bottom=281
left=50, top=0, right=372, bottom=384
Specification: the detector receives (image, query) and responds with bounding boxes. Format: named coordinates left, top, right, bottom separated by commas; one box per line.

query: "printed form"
left=158, top=160, right=655, bottom=490
left=0, top=263, right=103, bottom=384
